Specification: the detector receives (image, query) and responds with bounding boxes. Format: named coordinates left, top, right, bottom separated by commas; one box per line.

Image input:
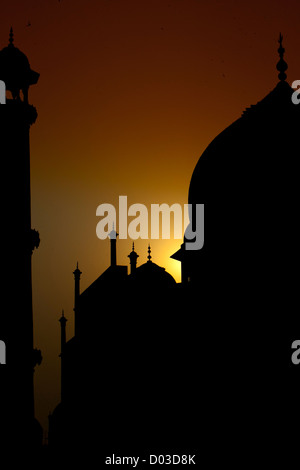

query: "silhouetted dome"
left=133, top=261, right=176, bottom=287
left=175, top=40, right=300, bottom=286
left=188, top=35, right=300, bottom=208
left=0, top=28, right=39, bottom=95
left=188, top=80, right=300, bottom=207
left=0, top=44, right=30, bottom=72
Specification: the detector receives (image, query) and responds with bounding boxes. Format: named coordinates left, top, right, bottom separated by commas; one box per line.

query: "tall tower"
left=73, top=262, right=82, bottom=336
left=108, top=225, right=118, bottom=267
left=59, top=311, right=67, bottom=403
left=0, top=29, right=42, bottom=448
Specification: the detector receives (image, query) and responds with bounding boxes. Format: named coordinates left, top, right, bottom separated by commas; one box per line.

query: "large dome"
left=189, top=80, right=300, bottom=208
left=183, top=79, right=300, bottom=284
left=173, top=36, right=300, bottom=288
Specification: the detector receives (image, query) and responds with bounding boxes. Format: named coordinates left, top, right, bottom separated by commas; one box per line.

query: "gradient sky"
left=1, top=0, right=300, bottom=436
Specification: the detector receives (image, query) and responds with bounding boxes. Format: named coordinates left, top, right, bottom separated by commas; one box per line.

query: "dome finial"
left=276, top=32, right=288, bottom=81
left=9, top=27, right=14, bottom=46
left=147, top=244, right=152, bottom=263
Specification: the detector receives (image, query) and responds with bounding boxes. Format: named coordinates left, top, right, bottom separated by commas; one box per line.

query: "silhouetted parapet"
left=0, top=99, right=38, bottom=126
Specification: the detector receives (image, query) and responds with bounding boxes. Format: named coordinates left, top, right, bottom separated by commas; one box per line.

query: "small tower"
left=59, top=311, right=67, bottom=403
left=128, top=242, right=139, bottom=274
left=108, top=224, right=119, bottom=267
left=73, top=262, right=82, bottom=337
left=59, top=310, right=67, bottom=352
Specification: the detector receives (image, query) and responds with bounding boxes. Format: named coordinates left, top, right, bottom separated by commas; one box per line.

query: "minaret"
left=108, top=224, right=119, bottom=267
left=59, top=310, right=67, bottom=352
left=73, top=262, right=82, bottom=337
left=0, top=29, right=41, bottom=447
left=59, top=311, right=67, bottom=403
left=128, top=242, right=139, bottom=274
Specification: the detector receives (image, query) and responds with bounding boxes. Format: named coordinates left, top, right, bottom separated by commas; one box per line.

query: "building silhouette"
left=1, top=28, right=298, bottom=463
left=0, top=30, right=42, bottom=449
left=49, top=35, right=300, bottom=464
left=48, top=238, right=184, bottom=454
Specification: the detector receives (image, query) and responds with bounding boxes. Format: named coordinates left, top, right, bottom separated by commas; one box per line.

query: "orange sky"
left=1, top=0, right=300, bottom=437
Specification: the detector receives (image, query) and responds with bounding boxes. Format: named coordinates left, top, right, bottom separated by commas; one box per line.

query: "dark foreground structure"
left=0, top=30, right=299, bottom=466
left=0, top=30, right=42, bottom=452
left=48, top=36, right=300, bottom=466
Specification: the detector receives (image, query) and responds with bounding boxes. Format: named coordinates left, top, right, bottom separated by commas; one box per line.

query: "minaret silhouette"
left=73, top=262, right=82, bottom=337
left=108, top=224, right=118, bottom=267
left=59, top=310, right=67, bottom=403
left=0, top=29, right=42, bottom=448
left=59, top=310, right=67, bottom=353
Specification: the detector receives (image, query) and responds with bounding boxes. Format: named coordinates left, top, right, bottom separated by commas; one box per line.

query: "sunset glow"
left=1, top=0, right=300, bottom=434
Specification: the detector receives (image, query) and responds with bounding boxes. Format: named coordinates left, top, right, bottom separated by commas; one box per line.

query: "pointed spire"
left=59, top=309, right=67, bottom=325
left=109, top=222, right=118, bottom=240
left=9, top=27, right=14, bottom=46
left=73, top=261, right=82, bottom=277
left=276, top=33, right=288, bottom=81
left=73, top=263, right=81, bottom=337
left=147, top=244, right=152, bottom=263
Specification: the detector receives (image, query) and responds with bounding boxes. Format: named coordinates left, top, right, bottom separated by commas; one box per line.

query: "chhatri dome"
left=130, top=244, right=176, bottom=287
left=0, top=28, right=39, bottom=101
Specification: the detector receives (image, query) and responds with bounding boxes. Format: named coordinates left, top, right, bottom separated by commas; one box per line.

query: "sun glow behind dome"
left=2, top=0, right=299, bottom=435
